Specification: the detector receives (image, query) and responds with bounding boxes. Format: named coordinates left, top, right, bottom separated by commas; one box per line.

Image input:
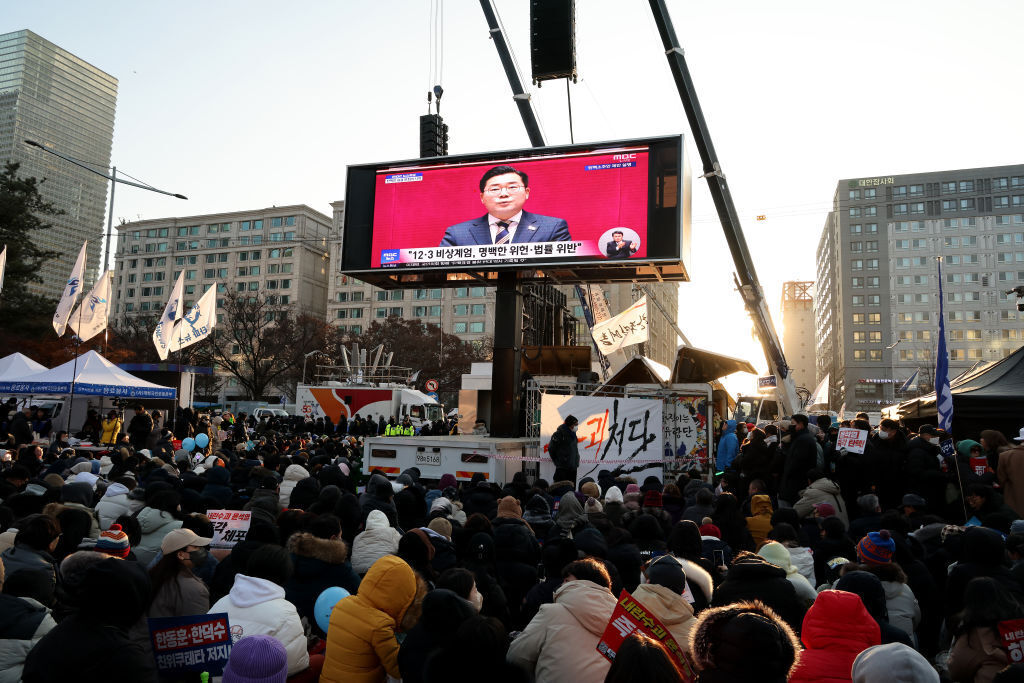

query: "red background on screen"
left=369, top=151, right=649, bottom=267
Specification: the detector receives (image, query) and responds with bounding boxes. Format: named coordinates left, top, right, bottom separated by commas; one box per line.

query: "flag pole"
left=65, top=296, right=88, bottom=434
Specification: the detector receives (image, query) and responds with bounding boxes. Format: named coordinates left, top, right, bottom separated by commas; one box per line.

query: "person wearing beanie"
left=580, top=480, right=601, bottom=499
left=698, top=523, right=734, bottom=569
left=851, top=643, right=939, bottom=683
left=856, top=529, right=896, bottom=565
left=757, top=541, right=817, bottom=607
left=788, top=590, right=881, bottom=683
left=602, top=485, right=626, bottom=526
left=548, top=415, right=580, bottom=484
left=94, top=523, right=131, bottom=559
left=633, top=555, right=698, bottom=654
left=689, top=599, right=801, bottom=683
left=222, top=634, right=289, bottom=683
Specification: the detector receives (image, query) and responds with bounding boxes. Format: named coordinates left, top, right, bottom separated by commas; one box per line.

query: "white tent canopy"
left=0, top=350, right=175, bottom=399
left=0, top=353, right=47, bottom=381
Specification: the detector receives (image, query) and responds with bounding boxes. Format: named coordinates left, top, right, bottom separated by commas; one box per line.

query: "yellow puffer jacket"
left=320, top=555, right=417, bottom=683
left=100, top=417, right=122, bottom=444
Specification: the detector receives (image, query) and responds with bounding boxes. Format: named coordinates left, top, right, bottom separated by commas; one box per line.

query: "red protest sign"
left=999, top=618, right=1024, bottom=663
left=970, top=456, right=989, bottom=477
left=596, top=589, right=697, bottom=682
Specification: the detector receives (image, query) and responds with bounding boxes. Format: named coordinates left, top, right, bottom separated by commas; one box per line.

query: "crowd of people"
left=0, top=401, right=1023, bottom=682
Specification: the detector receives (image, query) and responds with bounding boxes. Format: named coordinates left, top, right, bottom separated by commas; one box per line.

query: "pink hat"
left=625, top=484, right=640, bottom=494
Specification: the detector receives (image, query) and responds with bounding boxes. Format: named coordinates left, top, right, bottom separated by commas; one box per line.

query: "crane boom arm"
left=647, top=0, right=802, bottom=416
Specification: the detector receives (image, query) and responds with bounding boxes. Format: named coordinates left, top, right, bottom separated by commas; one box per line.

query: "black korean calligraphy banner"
left=540, top=394, right=664, bottom=483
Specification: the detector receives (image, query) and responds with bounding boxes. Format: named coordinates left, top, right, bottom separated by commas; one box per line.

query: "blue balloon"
left=314, top=586, right=350, bottom=634
left=195, top=433, right=210, bottom=448
left=182, top=437, right=195, bottom=451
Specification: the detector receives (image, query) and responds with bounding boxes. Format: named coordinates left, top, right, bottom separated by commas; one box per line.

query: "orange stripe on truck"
left=456, top=471, right=487, bottom=480
left=374, top=467, right=401, bottom=474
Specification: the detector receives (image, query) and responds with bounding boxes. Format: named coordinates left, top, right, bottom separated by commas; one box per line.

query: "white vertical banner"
left=591, top=296, right=649, bottom=354
left=168, top=285, right=217, bottom=353
left=540, top=393, right=663, bottom=482
left=69, top=270, right=112, bottom=342
left=0, top=245, right=7, bottom=296
left=662, top=394, right=712, bottom=473
left=53, top=241, right=87, bottom=336
left=153, top=271, right=185, bottom=360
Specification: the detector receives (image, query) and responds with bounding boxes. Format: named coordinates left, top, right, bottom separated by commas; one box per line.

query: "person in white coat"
left=208, top=544, right=310, bottom=677
left=95, top=480, right=142, bottom=531
left=757, top=541, right=818, bottom=607
left=507, top=558, right=618, bottom=682
left=278, top=464, right=310, bottom=509
left=351, top=509, right=402, bottom=576
left=0, top=556, right=57, bottom=683
left=134, top=492, right=183, bottom=567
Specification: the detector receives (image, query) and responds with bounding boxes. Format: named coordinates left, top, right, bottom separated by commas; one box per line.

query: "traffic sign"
left=426, top=391, right=439, bottom=401
left=425, top=379, right=439, bottom=392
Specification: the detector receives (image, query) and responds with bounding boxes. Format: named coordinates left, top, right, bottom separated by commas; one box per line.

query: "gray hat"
left=901, top=493, right=926, bottom=508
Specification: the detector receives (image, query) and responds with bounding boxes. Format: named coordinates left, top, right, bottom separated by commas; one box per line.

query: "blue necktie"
left=494, top=221, right=510, bottom=245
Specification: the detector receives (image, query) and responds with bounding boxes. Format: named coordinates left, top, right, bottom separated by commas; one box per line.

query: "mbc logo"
left=612, top=154, right=637, bottom=161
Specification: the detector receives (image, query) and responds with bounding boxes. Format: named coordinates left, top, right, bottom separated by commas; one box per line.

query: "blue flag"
left=935, top=259, right=953, bottom=431
left=898, top=368, right=919, bottom=394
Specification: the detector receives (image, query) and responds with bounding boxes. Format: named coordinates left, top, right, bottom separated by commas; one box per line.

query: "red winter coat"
left=789, top=590, right=881, bottom=683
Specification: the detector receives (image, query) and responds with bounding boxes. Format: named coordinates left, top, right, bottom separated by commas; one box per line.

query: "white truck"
left=294, top=382, right=443, bottom=430
left=363, top=435, right=535, bottom=483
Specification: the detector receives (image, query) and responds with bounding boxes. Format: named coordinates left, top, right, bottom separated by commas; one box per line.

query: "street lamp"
left=23, top=140, right=187, bottom=272
left=886, top=338, right=903, bottom=404
left=303, top=350, right=329, bottom=385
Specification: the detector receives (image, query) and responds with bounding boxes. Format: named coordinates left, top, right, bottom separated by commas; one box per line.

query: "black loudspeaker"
left=530, top=0, right=577, bottom=84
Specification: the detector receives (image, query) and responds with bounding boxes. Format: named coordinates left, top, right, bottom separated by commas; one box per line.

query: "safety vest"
left=401, top=424, right=414, bottom=436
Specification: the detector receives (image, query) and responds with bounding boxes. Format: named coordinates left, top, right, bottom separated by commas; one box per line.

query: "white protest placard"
left=836, top=428, right=869, bottom=454
left=206, top=510, right=251, bottom=549
left=591, top=296, right=649, bottom=354
left=540, top=393, right=663, bottom=483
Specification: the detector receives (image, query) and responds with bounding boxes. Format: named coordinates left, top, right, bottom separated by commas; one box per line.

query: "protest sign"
left=206, top=510, right=251, bottom=549
left=999, top=618, right=1024, bottom=662
left=541, top=394, right=663, bottom=483
left=149, top=613, right=231, bottom=675
left=941, top=438, right=956, bottom=459
left=970, top=456, right=989, bottom=477
left=836, top=428, right=868, bottom=454
left=596, top=590, right=696, bottom=681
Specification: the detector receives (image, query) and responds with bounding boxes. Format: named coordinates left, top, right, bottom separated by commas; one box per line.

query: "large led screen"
left=341, top=136, right=686, bottom=275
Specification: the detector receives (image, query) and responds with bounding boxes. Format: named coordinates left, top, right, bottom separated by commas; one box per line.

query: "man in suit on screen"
left=438, top=165, right=571, bottom=247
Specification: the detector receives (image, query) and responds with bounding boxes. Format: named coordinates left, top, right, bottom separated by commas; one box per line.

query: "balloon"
left=314, top=586, right=350, bottom=634
left=195, top=433, right=210, bottom=448
left=182, top=437, right=195, bottom=451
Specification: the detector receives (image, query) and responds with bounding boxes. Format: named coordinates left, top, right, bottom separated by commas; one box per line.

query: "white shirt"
left=488, top=211, right=522, bottom=244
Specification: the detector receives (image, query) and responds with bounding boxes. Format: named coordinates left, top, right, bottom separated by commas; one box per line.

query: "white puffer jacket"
left=883, top=580, right=921, bottom=640
left=351, top=509, right=402, bottom=575
left=135, top=507, right=182, bottom=567
left=0, top=595, right=56, bottom=683
left=95, top=483, right=141, bottom=530
left=208, top=574, right=309, bottom=676
left=278, top=464, right=310, bottom=509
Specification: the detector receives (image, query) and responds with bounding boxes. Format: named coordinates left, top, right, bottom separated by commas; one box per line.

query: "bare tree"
left=206, top=292, right=331, bottom=400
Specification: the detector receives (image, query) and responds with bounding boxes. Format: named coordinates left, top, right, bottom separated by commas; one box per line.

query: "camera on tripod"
left=1006, top=285, right=1024, bottom=312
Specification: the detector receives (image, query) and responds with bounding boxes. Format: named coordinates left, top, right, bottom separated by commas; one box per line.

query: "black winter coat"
left=712, top=552, right=806, bottom=634
left=780, top=429, right=819, bottom=504
left=284, top=533, right=361, bottom=631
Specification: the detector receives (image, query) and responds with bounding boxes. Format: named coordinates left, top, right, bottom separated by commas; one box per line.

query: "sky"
left=7, top=0, right=1024, bottom=395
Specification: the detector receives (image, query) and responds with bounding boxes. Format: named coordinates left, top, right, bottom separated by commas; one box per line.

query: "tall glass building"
left=0, top=29, right=117, bottom=299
